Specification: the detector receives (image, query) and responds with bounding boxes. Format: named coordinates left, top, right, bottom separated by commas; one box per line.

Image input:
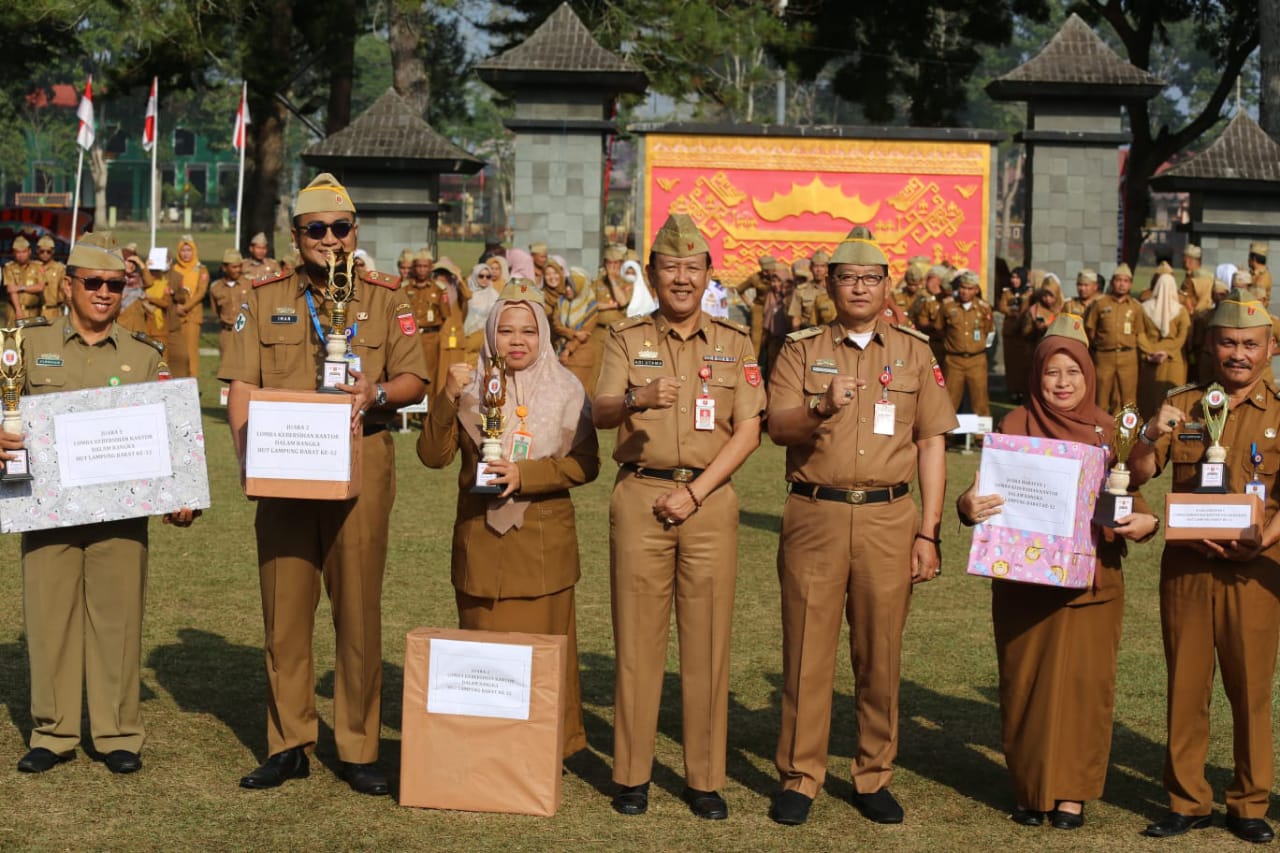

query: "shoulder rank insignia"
left=252, top=269, right=291, bottom=288
left=785, top=326, right=824, bottom=343
left=1166, top=382, right=1201, bottom=398
left=131, top=331, right=165, bottom=353
left=892, top=324, right=932, bottom=344
left=15, top=316, right=50, bottom=329
left=362, top=269, right=400, bottom=290
left=710, top=315, right=750, bottom=335
left=610, top=315, right=648, bottom=333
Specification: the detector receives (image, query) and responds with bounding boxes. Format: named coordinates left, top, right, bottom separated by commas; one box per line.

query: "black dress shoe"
left=612, top=782, right=649, bottom=815
left=1143, top=811, right=1213, bottom=838
left=104, top=750, right=142, bottom=774
left=1011, top=808, right=1046, bottom=826
left=17, top=747, right=73, bottom=773
left=1050, top=804, right=1085, bottom=830
left=239, top=747, right=309, bottom=789
left=682, top=787, right=728, bottom=820
left=339, top=762, right=389, bottom=796
left=852, top=788, right=904, bottom=824
left=771, top=790, right=814, bottom=825
left=1226, top=816, right=1276, bottom=844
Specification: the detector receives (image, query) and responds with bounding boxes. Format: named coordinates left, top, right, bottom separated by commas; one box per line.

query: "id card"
left=694, top=395, right=715, bottom=431
left=1123, top=320, right=1132, bottom=336
left=510, top=430, right=533, bottom=461
left=426, top=307, right=435, bottom=323
left=1247, top=480, right=1267, bottom=503
left=973, top=327, right=981, bottom=341
left=873, top=401, right=896, bottom=436
left=345, top=354, right=362, bottom=375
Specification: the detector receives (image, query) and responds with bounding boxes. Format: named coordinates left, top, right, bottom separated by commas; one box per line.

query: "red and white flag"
left=75, top=77, right=95, bottom=150
left=142, top=77, right=157, bottom=152
left=232, top=82, right=250, bottom=151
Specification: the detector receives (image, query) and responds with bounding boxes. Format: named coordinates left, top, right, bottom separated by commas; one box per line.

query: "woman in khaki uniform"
left=1018, top=273, right=1063, bottom=347
left=1137, top=273, right=1190, bottom=419
left=551, top=260, right=600, bottom=393
left=958, top=320, right=1158, bottom=830
left=417, top=285, right=599, bottom=759
left=168, top=236, right=208, bottom=379
left=998, top=267, right=1033, bottom=402
left=431, top=258, right=471, bottom=393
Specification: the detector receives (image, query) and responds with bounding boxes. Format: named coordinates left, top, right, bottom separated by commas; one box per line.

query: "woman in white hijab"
left=417, top=281, right=600, bottom=760
left=1137, top=272, right=1190, bottom=418
left=463, top=262, right=500, bottom=363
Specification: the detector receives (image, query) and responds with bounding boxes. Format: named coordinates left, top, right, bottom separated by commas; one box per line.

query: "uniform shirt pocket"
left=262, top=320, right=307, bottom=378
left=887, top=376, right=920, bottom=424
left=626, top=364, right=668, bottom=421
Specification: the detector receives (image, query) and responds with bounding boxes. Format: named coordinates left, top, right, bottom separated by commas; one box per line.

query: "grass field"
left=0, top=340, right=1265, bottom=852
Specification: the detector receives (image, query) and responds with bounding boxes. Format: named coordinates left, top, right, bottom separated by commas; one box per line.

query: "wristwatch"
left=624, top=389, right=639, bottom=412
left=373, top=383, right=387, bottom=409
left=1137, top=421, right=1157, bottom=445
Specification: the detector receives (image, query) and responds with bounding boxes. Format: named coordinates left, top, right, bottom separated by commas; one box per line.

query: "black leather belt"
left=789, top=482, right=910, bottom=505
left=945, top=351, right=985, bottom=357
left=622, top=463, right=704, bottom=483
left=1094, top=346, right=1134, bottom=353
left=418, top=325, right=442, bottom=334
left=363, top=423, right=388, bottom=436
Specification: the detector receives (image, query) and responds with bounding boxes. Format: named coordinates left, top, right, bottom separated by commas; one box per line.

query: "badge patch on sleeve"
left=398, top=311, right=417, bottom=336
left=234, top=313, right=246, bottom=333
left=743, top=359, right=761, bottom=387
left=931, top=357, right=945, bottom=387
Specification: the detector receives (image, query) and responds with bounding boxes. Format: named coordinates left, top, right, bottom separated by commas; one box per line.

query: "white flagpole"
left=70, top=146, right=84, bottom=251
left=234, top=82, right=247, bottom=250
left=150, top=81, right=159, bottom=250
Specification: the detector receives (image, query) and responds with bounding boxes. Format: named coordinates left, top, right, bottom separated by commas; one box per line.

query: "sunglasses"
left=477, top=272, right=493, bottom=278
left=298, top=219, right=354, bottom=241
left=75, top=276, right=127, bottom=294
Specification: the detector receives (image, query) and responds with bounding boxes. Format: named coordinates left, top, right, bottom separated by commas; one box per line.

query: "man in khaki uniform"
left=4, top=236, right=44, bottom=324
left=220, top=173, right=429, bottom=796
left=1130, top=289, right=1280, bottom=845
left=787, top=259, right=825, bottom=330
left=766, top=239, right=955, bottom=826
left=3, top=231, right=195, bottom=776
left=1248, top=242, right=1271, bottom=304
left=1084, top=264, right=1139, bottom=412
left=909, top=265, right=949, bottom=365
left=34, top=235, right=65, bottom=321
left=733, top=254, right=776, bottom=355
left=208, top=249, right=252, bottom=357
left=810, top=249, right=830, bottom=292
left=1180, top=245, right=1214, bottom=312
left=936, top=269, right=993, bottom=416
left=529, top=240, right=548, bottom=287
left=243, top=232, right=281, bottom=278
left=891, top=258, right=926, bottom=313
left=593, top=212, right=764, bottom=821
left=401, top=249, right=446, bottom=382
left=1062, top=268, right=1101, bottom=318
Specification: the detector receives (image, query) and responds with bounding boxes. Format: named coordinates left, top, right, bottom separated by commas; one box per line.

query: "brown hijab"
left=999, top=336, right=1115, bottom=456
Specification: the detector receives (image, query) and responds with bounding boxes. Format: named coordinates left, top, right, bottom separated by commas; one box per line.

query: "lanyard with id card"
left=873, top=365, right=895, bottom=436
left=1247, top=442, right=1267, bottom=503
left=695, top=366, right=715, bottom=430
left=510, top=403, right=533, bottom=461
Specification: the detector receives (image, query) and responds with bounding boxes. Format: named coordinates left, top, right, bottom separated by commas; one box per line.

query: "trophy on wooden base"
left=319, top=251, right=357, bottom=393
left=1095, top=404, right=1140, bottom=527
left=471, top=356, right=507, bottom=495
left=0, top=328, right=32, bottom=483
left=1196, top=383, right=1229, bottom=493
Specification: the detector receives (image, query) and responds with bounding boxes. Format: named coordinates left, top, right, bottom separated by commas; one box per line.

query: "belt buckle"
left=673, top=468, right=694, bottom=484
left=846, top=489, right=866, bottom=505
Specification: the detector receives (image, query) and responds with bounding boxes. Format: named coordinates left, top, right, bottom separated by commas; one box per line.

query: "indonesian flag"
left=232, top=82, right=249, bottom=151
left=142, top=77, right=157, bottom=152
left=75, top=77, right=95, bottom=150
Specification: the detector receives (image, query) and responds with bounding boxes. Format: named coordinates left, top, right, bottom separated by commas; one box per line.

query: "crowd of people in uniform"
left=4, top=173, right=1280, bottom=845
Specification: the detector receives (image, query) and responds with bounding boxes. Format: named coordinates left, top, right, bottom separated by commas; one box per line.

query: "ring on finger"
left=844, top=389, right=853, bottom=399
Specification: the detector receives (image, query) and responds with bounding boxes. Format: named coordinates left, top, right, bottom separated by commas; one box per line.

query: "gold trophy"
left=1197, top=382, right=1229, bottom=493
left=0, top=328, right=32, bottom=482
left=1095, top=404, right=1140, bottom=526
left=319, top=251, right=357, bottom=393
left=471, top=356, right=507, bottom=495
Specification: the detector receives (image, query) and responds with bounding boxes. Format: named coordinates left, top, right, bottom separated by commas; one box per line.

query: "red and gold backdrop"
left=640, top=132, right=995, bottom=291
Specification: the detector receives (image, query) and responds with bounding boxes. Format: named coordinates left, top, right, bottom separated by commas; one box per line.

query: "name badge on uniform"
left=873, top=401, right=896, bottom=436
left=694, top=394, right=715, bottom=430
left=271, top=314, right=298, bottom=324
left=1123, top=311, right=1132, bottom=336
left=811, top=359, right=838, bottom=375
left=36, top=354, right=62, bottom=367
left=703, top=354, right=736, bottom=363
left=972, top=327, right=981, bottom=342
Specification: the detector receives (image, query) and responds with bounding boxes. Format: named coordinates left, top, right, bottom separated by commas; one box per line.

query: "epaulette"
left=610, top=315, right=647, bottom=333
left=15, top=316, right=50, bottom=329
left=785, top=326, right=824, bottom=343
left=892, top=324, right=932, bottom=344
left=711, top=315, right=750, bottom=335
left=1166, top=382, right=1201, bottom=398
left=252, top=269, right=291, bottom=288
left=131, top=331, right=165, bottom=353
left=361, top=269, right=400, bottom=290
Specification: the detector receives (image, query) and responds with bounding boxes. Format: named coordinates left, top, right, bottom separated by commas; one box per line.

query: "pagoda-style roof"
left=301, top=88, right=483, bottom=174
left=476, top=2, right=647, bottom=93
left=987, top=13, right=1164, bottom=101
left=1152, top=112, right=1280, bottom=192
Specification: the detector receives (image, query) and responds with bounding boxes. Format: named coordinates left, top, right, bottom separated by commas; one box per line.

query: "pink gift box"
left=966, top=432, right=1108, bottom=589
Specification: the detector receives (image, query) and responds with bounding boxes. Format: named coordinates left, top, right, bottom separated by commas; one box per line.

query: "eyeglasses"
left=36, top=248, right=54, bottom=255
left=75, top=276, right=127, bottom=294
left=298, top=219, right=354, bottom=241
left=833, top=272, right=886, bottom=288
left=477, top=272, right=493, bottom=279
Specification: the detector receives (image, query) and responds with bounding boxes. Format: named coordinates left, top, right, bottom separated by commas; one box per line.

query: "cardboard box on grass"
left=245, top=388, right=360, bottom=500
left=401, top=627, right=565, bottom=816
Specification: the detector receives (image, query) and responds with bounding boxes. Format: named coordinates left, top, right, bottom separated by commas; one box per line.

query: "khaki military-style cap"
left=1077, top=268, right=1099, bottom=284
left=294, top=172, right=356, bottom=217
left=905, top=260, right=930, bottom=284
left=11, top=236, right=29, bottom=250
left=846, top=225, right=875, bottom=240
left=123, top=242, right=138, bottom=253
left=759, top=254, right=777, bottom=272
left=528, top=241, right=547, bottom=255
left=250, top=232, right=269, bottom=246
left=1154, top=260, right=1174, bottom=275
left=602, top=243, right=627, bottom=262
left=829, top=240, right=889, bottom=267
left=413, top=248, right=434, bottom=264
left=498, top=278, right=546, bottom=306
left=433, top=257, right=462, bottom=279
left=36, top=235, right=55, bottom=249
left=792, top=258, right=812, bottom=280
left=953, top=269, right=980, bottom=287
left=1043, top=312, right=1089, bottom=346
left=1250, top=241, right=1268, bottom=257
left=1212, top=277, right=1231, bottom=294
left=397, top=248, right=414, bottom=265
left=1184, top=244, right=1203, bottom=260
left=928, top=264, right=949, bottom=280
left=1112, top=263, right=1133, bottom=279
left=222, top=249, right=243, bottom=264
left=1233, top=270, right=1254, bottom=288
left=650, top=213, right=709, bottom=258
left=1210, top=289, right=1272, bottom=328
left=810, top=249, right=830, bottom=265
left=67, top=231, right=125, bottom=271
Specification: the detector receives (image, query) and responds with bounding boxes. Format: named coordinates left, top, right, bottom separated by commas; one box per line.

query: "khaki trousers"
left=1159, top=553, right=1280, bottom=819
left=1093, top=350, right=1138, bottom=411
left=254, top=430, right=394, bottom=763
left=456, top=587, right=586, bottom=758
left=944, top=353, right=990, bottom=415
left=610, top=470, right=738, bottom=791
left=182, top=318, right=202, bottom=378
left=22, top=518, right=149, bottom=754
left=775, top=493, right=915, bottom=797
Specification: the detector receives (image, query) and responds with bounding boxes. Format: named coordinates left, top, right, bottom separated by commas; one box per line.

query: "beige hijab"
left=459, top=295, right=592, bottom=534
left=1143, top=272, right=1181, bottom=338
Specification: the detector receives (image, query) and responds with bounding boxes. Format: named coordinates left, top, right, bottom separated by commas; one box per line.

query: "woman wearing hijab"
left=1018, top=273, right=1063, bottom=346
left=417, top=282, right=600, bottom=760
left=486, top=254, right=509, bottom=293
left=550, top=258, right=600, bottom=393
left=957, top=319, right=1158, bottom=830
left=1137, top=273, right=1190, bottom=419
left=998, top=266, right=1033, bottom=402
left=506, top=247, right=536, bottom=282
left=463, top=262, right=500, bottom=363
left=168, top=235, right=208, bottom=379
left=118, top=254, right=171, bottom=352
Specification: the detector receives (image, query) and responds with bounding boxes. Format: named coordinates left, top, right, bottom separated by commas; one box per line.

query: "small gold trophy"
left=0, top=328, right=32, bottom=483
left=471, top=356, right=507, bottom=495
left=1095, top=404, right=1140, bottom=526
left=1197, top=382, right=1229, bottom=493
left=319, top=251, right=357, bottom=393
